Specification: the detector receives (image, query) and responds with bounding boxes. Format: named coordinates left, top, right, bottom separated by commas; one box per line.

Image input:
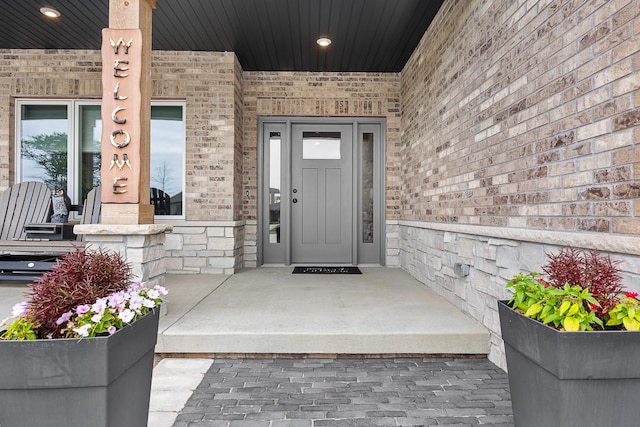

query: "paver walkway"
left=171, top=358, right=513, bottom=427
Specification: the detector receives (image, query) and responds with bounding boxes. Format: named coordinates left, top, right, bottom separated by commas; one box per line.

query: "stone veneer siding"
left=76, top=224, right=171, bottom=290
left=400, top=0, right=640, bottom=367
left=241, top=71, right=402, bottom=267
left=162, top=221, right=244, bottom=275
left=400, top=222, right=640, bottom=370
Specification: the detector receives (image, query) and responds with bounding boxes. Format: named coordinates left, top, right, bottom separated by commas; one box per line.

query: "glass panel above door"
left=302, top=131, right=341, bottom=159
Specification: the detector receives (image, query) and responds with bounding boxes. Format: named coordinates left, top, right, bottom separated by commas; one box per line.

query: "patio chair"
left=78, top=186, right=101, bottom=241
left=0, top=185, right=101, bottom=281
left=0, top=181, right=52, bottom=241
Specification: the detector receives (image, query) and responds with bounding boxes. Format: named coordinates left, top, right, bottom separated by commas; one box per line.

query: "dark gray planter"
left=498, top=300, right=640, bottom=427
left=0, top=308, right=160, bottom=427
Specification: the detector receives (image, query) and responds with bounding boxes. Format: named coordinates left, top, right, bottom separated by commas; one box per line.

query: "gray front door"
left=291, top=124, right=353, bottom=263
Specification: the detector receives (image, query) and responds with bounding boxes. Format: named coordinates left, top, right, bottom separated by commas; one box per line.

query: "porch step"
left=155, top=269, right=489, bottom=355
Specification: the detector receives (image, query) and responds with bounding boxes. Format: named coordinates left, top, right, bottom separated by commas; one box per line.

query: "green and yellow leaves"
left=506, top=273, right=603, bottom=331
left=606, top=296, right=640, bottom=331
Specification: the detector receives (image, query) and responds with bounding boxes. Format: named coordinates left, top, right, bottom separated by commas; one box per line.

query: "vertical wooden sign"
left=101, top=29, right=142, bottom=204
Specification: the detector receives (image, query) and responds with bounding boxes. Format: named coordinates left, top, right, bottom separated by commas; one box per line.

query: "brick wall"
left=0, top=49, right=240, bottom=221
left=399, top=0, right=640, bottom=367
left=153, top=51, right=240, bottom=222
left=401, top=0, right=639, bottom=233
left=241, top=72, right=402, bottom=266
left=233, top=56, right=245, bottom=221
left=0, top=50, right=103, bottom=189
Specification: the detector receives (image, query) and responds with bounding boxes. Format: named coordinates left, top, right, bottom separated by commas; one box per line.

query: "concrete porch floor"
left=156, top=267, right=489, bottom=355
left=0, top=267, right=489, bottom=355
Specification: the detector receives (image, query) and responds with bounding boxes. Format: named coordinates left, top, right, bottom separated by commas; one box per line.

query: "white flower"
left=11, top=301, right=28, bottom=318
left=154, top=285, right=168, bottom=296
left=128, top=293, right=144, bottom=311
left=73, top=323, right=92, bottom=337
left=118, top=309, right=135, bottom=323
left=91, top=298, right=107, bottom=315
left=147, top=289, right=160, bottom=299
left=91, top=314, right=103, bottom=323
left=142, top=298, right=156, bottom=308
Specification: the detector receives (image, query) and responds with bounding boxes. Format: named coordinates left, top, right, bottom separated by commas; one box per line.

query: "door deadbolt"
left=292, top=198, right=298, bottom=203
left=293, top=188, right=298, bottom=193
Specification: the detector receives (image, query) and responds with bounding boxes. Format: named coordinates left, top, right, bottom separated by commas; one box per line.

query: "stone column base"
left=74, top=224, right=173, bottom=289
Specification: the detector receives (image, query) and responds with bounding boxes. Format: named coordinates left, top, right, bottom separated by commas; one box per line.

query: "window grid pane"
left=19, top=104, right=69, bottom=189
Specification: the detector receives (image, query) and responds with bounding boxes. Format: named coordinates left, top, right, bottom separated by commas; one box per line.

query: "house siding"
left=399, top=0, right=640, bottom=367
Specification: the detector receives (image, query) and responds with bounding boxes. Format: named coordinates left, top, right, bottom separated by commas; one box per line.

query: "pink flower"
left=625, top=291, right=639, bottom=299
left=76, top=304, right=90, bottom=315
left=56, top=311, right=74, bottom=326
left=107, top=326, right=117, bottom=335
left=128, top=282, right=144, bottom=292
left=107, top=292, right=126, bottom=309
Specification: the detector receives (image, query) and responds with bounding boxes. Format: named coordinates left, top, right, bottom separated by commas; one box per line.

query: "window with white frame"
left=16, top=100, right=185, bottom=217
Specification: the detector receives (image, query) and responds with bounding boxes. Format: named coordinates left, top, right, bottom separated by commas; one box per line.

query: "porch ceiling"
left=1, top=0, right=444, bottom=72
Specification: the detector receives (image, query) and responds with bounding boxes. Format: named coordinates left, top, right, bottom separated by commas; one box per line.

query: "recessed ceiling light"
left=316, top=37, right=332, bottom=47
left=40, top=7, right=61, bottom=18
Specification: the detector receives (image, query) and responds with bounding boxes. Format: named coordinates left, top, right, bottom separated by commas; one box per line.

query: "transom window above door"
left=302, top=132, right=342, bottom=159
left=16, top=99, right=185, bottom=218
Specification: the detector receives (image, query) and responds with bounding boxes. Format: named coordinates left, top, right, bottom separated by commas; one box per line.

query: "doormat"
left=292, top=266, right=362, bottom=274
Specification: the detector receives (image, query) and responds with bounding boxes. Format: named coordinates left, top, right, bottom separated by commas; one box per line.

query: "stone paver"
left=149, top=358, right=215, bottom=427
left=172, top=358, right=513, bottom=427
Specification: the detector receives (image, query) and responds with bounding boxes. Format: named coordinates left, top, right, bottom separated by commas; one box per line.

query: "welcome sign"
left=101, top=28, right=142, bottom=204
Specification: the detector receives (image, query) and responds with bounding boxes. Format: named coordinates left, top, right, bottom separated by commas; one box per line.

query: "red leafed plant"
left=26, top=248, right=131, bottom=338
left=543, top=247, right=624, bottom=316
